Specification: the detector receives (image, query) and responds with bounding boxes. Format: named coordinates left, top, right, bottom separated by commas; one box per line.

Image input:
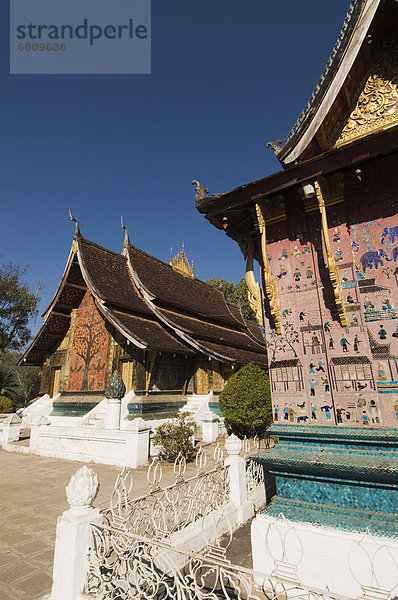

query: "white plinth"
left=251, top=512, right=398, bottom=598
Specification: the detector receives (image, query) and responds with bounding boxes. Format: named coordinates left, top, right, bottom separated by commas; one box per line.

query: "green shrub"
left=0, top=395, right=15, bottom=413
left=219, top=363, right=272, bottom=438
left=153, top=412, right=197, bottom=462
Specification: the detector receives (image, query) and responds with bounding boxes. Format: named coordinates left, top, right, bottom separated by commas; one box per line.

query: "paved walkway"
left=0, top=441, right=251, bottom=600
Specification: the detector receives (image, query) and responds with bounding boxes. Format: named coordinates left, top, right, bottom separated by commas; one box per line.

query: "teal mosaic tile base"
left=263, top=497, right=398, bottom=539
left=50, top=402, right=96, bottom=417
left=255, top=425, right=398, bottom=538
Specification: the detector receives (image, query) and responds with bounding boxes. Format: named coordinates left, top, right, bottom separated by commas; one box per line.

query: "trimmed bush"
left=219, top=363, right=272, bottom=438
left=0, top=395, right=15, bottom=413
left=153, top=412, right=197, bottom=462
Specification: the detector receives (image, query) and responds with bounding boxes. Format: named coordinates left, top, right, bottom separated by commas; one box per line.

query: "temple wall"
left=264, top=155, right=398, bottom=427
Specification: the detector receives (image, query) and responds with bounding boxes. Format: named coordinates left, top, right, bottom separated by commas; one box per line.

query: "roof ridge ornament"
left=121, top=216, right=129, bottom=256
left=68, top=208, right=80, bottom=237
left=192, top=180, right=209, bottom=202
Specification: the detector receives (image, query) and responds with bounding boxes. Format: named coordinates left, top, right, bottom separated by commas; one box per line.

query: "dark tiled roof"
left=128, top=244, right=243, bottom=328
left=106, top=308, right=194, bottom=354
left=197, top=339, right=266, bottom=366
left=155, top=307, right=266, bottom=353
left=79, top=238, right=152, bottom=316
left=22, top=234, right=267, bottom=366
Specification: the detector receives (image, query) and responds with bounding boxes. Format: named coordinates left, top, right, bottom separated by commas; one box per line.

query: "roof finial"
left=192, top=180, right=209, bottom=202
left=69, top=209, right=80, bottom=236
left=170, top=246, right=173, bottom=265
left=121, top=216, right=129, bottom=255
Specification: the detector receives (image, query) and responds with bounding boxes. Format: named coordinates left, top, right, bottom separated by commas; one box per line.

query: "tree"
left=218, top=363, right=272, bottom=438
left=0, top=261, right=40, bottom=354
left=0, top=366, right=20, bottom=400
left=206, top=277, right=256, bottom=322
left=153, top=412, right=197, bottom=461
left=0, top=352, right=41, bottom=409
left=73, top=308, right=106, bottom=390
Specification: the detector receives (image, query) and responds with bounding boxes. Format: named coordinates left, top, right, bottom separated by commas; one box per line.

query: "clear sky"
left=1, top=0, right=351, bottom=336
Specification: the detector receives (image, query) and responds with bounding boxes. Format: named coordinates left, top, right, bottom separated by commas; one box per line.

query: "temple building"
left=196, top=0, right=398, bottom=591
left=196, top=0, right=398, bottom=429
left=20, top=223, right=266, bottom=418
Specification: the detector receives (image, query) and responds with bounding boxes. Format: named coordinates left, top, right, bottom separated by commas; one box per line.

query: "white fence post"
left=104, top=398, right=122, bottom=429
left=51, top=465, right=102, bottom=600
left=0, top=414, right=21, bottom=446
left=201, top=410, right=219, bottom=443
left=29, top=415, right=51, bottom=450
left=224, top=433, right=253, bottom=524
left=125, top=418, right=151, bottom=467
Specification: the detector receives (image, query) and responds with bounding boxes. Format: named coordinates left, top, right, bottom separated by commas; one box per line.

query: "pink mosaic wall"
left=264, top=156, right=398, bottom=427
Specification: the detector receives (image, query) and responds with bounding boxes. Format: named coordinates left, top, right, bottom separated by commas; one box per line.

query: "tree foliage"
left=0, top=352, right=41, bottom=408
left=0, top=395, right=14, bottom=413
left=205, top=277, right=256, bottom=322
left=0, top=262, right=40, bottom=353
left=153, top=412, right=197, bottom=462
left=219, top=363, right=272, bottom=438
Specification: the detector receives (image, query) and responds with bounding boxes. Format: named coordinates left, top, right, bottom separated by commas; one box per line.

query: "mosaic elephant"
left=360, top=249, right=387, bottom=271
left=381, top=226, right=398, bottom=245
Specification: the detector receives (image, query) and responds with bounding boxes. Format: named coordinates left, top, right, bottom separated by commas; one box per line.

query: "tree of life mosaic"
left=68, top=292, right=109, bottom=392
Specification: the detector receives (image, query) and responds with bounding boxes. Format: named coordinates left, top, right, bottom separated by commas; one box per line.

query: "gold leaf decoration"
left=336, top=73, right=398, bottom=147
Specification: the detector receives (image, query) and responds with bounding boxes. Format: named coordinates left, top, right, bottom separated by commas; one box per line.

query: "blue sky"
left=1, top=0, right=350, bottom=335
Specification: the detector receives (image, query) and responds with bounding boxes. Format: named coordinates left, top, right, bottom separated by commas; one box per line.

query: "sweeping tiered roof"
left=21, top=230, right=267, bottom=366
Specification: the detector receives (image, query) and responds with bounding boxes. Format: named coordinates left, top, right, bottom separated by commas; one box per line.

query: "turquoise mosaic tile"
left=263, top=497, right=398, bottom=539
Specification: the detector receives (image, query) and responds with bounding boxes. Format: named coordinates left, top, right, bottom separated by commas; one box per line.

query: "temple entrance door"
left=51, top=367, right=61, bottom=397
left=195, top=361, right=209, bottom=395
left=121, top=360, right=134, bottom=394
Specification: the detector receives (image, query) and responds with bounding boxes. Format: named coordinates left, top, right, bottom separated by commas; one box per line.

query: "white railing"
left=103, top=444, right=230, bottom=538
left=84, top=521, right=351, bottom=600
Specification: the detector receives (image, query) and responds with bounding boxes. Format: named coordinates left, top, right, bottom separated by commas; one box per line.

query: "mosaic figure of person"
left=283, top=404, right=289, bottom=421
left=312, top=334, right=320, bottom=352
left=311, top=404, right=317, bottom=420
left=306, top=266, right=313, bottom=279
left=377, top=363, right=387, bottom=381
left=294, top=268, right=301, bottom=281
left=378, top=325, right=387, bottom=340
left=368, top=400, right=380, bottom=424
left=382, top=296, right=391, bottom=310
left=309, top=362, right=316, bottom=374
left=340, top=336, right=350, bottom=352
left=321, top=404, right=333, bottom=420
left=364, top=296, right=374, bottom=311
left=321, top=376, right=330, bottom=392
left=336, top=405, right=345, bottom=424
left=309, top=379, right=318, bottom=396
left=288, top=404, right=296, bottom=423
left=299, top=311, right=305, bottom=321
left=353, top=334, right=360, bottom=352
left=316, top=360, right=325, bottom=372
left=361, top=410, right=370, bottom=426
left=346, top=294, right=355, bottom=304
left=329, top=336, right=334, bottom=350
left=274, top=405, right=279, bottom=422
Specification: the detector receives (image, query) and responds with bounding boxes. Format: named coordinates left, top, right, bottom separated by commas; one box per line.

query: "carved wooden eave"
left=270, top=0, right=385, bottom=165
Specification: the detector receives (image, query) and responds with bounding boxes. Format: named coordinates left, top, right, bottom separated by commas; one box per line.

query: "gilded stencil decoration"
left=244, top=236, right=264, bottom=327
left=314, top=181, right=347, bottom=328
left=255, top=204, right=281, bottom=334
left=336, top=73, right=398, bottom=147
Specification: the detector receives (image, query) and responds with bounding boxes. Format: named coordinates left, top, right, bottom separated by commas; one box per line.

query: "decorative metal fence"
left=102, top=444, right=230, bottom=539
left=243, top=436, right=266, bottom=495
left=84, top=521, right=351, bottom=600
